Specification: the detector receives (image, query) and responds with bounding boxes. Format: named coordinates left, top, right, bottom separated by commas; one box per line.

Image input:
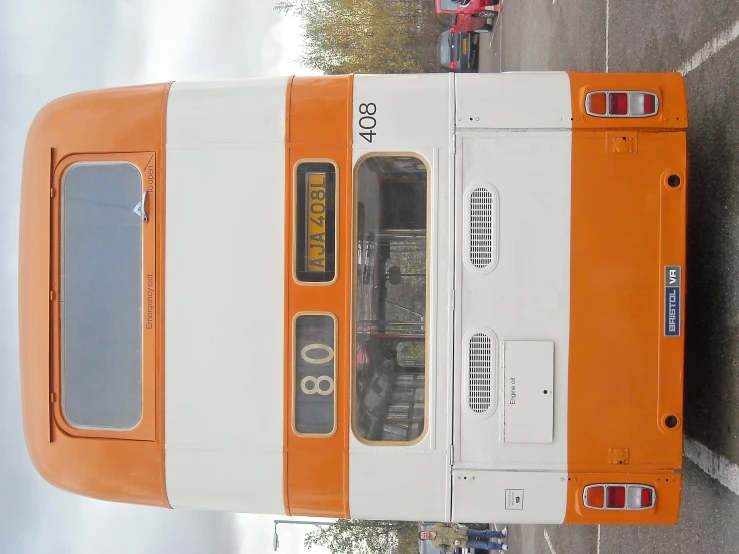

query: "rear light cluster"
left=583, top=484, right=656, bottom=510
left=585, top=91, right=659, bottom=117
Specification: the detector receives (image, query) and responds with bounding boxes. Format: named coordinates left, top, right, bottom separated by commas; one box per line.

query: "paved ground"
left=475, top=0, right=739, bottom=551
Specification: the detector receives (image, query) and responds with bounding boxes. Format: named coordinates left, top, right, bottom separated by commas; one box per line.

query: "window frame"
left=50, top=153, right=157, bottom=441
left=350, top=152, right=432, bottom=446
left=292, top=159, right=340, bottom=286
left=291, top=311, right=339, bottom=438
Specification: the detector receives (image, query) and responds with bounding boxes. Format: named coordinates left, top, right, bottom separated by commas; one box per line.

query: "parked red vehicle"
left=436, top=0, right=501, bottom=19
left=437, top=2, right=500, bottom=72
left=452, top=12, right=493, bottom=34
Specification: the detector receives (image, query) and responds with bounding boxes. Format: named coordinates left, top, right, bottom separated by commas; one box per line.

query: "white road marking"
left=486, top=9, right=503, bottom=71
left=487, top=19, right=499, bottom=50
left=676, top=18, right=739, bottom=75
left=499, top=9, right=503, bottom=71
left=684, top=437, right=739, bottom=496
left=605, top=0, right=610, bottom=72
left=544, top=529, right=558, bottom=554
left=597, top=524, right=601, bottom=554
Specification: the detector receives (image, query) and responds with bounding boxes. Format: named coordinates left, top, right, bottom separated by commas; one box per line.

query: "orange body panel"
left=19, top=84, right=171, bottom=506
left=283, top=76, right=353, bottom=517
left=566, top=473, right=682, bottom=524
left=565, top=72, right=687, bottom=523
left=569, top=71, right=687, bottom=129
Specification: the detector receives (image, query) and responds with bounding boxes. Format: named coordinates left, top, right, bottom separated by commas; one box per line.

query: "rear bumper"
left=457, top=33, right=480, bottom=72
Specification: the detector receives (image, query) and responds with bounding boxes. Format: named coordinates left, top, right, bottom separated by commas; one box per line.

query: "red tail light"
left=583, top=484, right=656, bottom=510
left=585, top=91, right=659, bottom=117
left=643, top=94, right=656, bottom=113
left=448, top=61, right=458, bottom=70
left=606, top=486, right=626, bottom=508
left=608, top=93, right=628, bottom=115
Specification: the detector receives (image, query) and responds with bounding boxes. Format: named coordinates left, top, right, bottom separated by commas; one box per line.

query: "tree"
left=304, top=519, right=419, bottom=554
left=275, top=0, right=453, bottom=74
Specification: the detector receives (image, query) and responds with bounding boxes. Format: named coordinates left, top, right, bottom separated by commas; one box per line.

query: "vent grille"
left=468, top=333, right=492, bottom=414
left=469, top=187, right=494, bottom=269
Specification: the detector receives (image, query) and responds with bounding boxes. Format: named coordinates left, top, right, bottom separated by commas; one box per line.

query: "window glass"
left=294, top=314, right=336, bottom=435
left=438, top=32, right=452, bottom=66
left=440, top=0, right=461, bottom=11
left=354, top=156, right=428, bottom=442
left=295, top=162, right=337, bottom=283
left=60, top=162, right=144, bottom=430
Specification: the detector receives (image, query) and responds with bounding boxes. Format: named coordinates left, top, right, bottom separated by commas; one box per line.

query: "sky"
left=0, top=1, right=330, bottom=553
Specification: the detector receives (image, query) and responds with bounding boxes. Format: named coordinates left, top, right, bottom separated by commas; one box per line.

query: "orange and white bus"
left=19, top=72, right=687, bottom=525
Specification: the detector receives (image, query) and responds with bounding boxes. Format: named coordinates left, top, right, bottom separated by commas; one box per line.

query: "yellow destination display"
left=306, top=172, right=327, bottom=272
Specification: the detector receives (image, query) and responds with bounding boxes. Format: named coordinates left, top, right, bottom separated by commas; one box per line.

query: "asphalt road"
left=475, top=0, right=739, bottom=551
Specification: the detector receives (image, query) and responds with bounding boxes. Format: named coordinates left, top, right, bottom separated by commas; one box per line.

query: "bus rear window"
left=60, top=162, right=144, bottom=431
left=353, top=156, right=428, bottom=443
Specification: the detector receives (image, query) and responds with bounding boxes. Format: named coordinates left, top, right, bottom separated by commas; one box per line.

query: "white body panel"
left=451, top=469, right=568, bottom=523
left=451, top=73, right=572, bottom=522
left=455, top=73, right=571, bottom=130
left=348, top=74, right=454, bottom=521
left=164, top=78, right=288, bottom=514
left=502, top=341, right=555, bottom=444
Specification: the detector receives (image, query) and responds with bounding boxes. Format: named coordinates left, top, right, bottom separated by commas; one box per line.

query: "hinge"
left=449, top=444, right=455, bottom=466
left=451, top=289, right=455, bottom=311
left=452, top=133, right=456, bottom=156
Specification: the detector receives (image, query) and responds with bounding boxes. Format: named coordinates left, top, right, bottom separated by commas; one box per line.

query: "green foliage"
left=275, top=0, right=452, bottom=74
left=303, top=519, right=419, bottom=554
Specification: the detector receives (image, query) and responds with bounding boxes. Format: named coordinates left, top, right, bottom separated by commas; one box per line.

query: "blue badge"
left=664, top=266, right=681, bottom=337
